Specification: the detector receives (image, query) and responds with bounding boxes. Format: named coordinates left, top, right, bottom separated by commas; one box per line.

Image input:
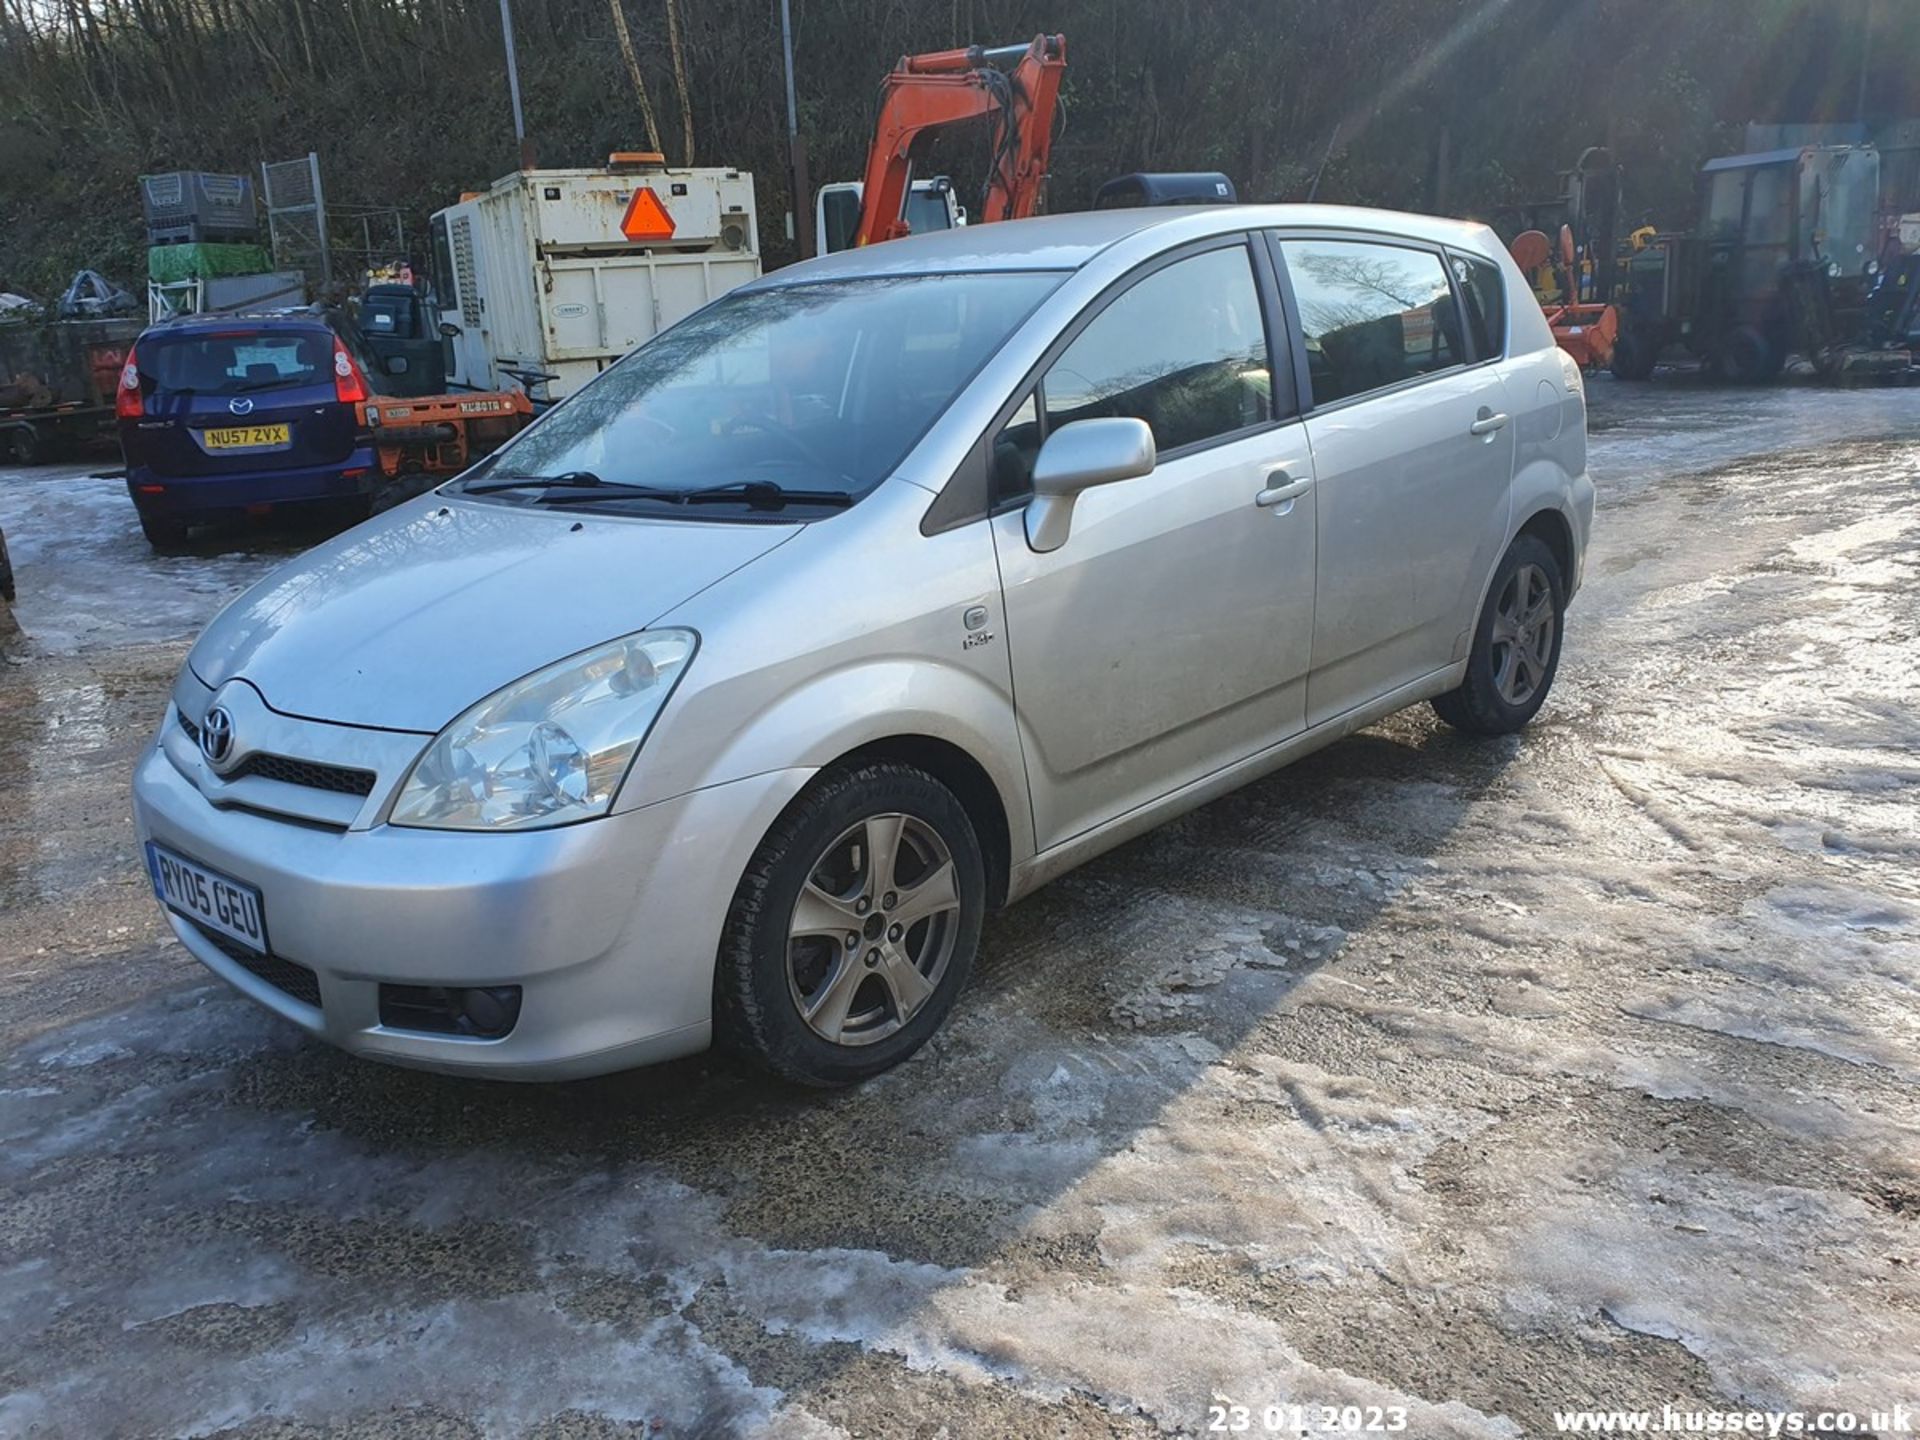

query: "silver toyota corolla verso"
left=133, top=205, right=1592, bottom=1085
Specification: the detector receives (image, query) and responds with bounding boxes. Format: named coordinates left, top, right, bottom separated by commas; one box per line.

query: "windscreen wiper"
left=676, top=480, right=854, bottom=509
left=463, top=473, right=854, bottom=510
left=461, top=470, right=642, bottom=495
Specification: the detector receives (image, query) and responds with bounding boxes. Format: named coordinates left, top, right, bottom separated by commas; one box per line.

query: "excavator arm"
left=854, top=33, right=1066, bottom=248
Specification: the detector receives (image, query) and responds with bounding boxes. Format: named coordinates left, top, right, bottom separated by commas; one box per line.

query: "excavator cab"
left=817, top=178, right=964, bottom=255
left=846, top=34, right=1065, bottom=251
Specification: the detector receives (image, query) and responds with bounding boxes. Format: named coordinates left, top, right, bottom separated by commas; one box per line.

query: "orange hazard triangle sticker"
left=620, top=187, right=676, bottom=241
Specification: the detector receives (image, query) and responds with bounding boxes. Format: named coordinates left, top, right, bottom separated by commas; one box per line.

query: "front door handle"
left=1255, top=473, right=1314, bottom=509
left=1470, top=410, right=1510, bottom=437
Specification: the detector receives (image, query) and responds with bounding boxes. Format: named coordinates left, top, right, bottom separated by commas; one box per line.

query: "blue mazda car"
left=115, top=312, right=380, bottom=550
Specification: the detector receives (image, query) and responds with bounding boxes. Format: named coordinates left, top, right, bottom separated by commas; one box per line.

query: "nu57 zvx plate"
left=201, top=424, right=291, bottom=450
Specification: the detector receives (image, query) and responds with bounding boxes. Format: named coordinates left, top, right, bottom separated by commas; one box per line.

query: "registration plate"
left=201, top=423, right=290, bottom=450
left=146, top=841, right=268, bottom=955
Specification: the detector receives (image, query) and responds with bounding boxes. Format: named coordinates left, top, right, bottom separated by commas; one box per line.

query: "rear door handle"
left=1469, top=411, right=1510, bottom=437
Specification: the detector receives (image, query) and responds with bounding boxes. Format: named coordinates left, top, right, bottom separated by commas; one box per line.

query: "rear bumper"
left=126, top=449, right=378, bottom=514
left=1568, top=468, right=1595, bottom=599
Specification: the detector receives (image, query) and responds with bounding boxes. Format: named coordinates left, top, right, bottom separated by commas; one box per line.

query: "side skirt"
left=1004, top=663, right=1467, bottom=903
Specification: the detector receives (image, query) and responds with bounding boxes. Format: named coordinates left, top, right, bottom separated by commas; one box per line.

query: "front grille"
left=176, top=711, right=376, bottom=798
left=193, top=923, right=324, bottom=1010
left=231, top=753, right=376, bottom=797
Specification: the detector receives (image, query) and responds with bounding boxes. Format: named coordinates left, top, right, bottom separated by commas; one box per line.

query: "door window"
left=1042, top=244, right=1273, bottom=455
left=430, top=215, right=455, bottom=312
left=1279, top=239, right=1464, bottom=406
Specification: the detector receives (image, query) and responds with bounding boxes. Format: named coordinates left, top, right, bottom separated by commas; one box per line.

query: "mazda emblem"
left=200, top=705, right=236, bottom=768
left=228, top=397, right=255, bottom=416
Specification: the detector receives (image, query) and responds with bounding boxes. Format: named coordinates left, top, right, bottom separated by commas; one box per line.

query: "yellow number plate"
left=202, top=424, right=291, bottom=449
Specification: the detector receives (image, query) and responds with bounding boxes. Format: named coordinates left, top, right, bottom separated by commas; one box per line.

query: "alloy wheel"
left=785, top=812, right=962, bottom=1046
left=1490, top=561, right=1555, bottom=707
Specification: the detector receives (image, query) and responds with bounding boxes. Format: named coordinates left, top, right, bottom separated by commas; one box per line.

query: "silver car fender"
left=621, top=482, right=1036, bottom=870
left=1456, top=455, right=1591, bottom=667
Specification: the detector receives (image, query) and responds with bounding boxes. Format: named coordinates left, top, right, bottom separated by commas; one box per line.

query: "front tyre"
left=1432, top=534, right=1566, bottom=736
left=716, top=761, right=985, bottom=1086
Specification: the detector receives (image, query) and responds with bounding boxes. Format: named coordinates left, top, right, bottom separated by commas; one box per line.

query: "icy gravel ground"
left=1, top=376, right=1918, bottom=1438
left=0, top=460, right=304, bottom=655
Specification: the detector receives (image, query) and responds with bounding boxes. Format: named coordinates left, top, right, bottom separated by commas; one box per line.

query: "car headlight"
left=391, top=629, right=696, bottom=831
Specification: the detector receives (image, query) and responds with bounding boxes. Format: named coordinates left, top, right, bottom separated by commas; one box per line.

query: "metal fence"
left=261, top=152, right=331, bottom=289
left=260, top=153, right=410, bottom=295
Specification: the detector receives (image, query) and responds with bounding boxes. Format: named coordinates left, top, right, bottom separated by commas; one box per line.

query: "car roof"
left=143, top=309, right=334, bottom=336
left=750, top=204, right=1505, bottom=287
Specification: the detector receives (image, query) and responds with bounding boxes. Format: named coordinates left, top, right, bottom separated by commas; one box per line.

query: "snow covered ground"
left=1, top=377, right=1917, bottom=1437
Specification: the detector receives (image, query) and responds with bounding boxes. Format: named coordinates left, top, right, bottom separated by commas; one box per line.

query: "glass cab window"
left=1279, top=239, right=1464, bottom=405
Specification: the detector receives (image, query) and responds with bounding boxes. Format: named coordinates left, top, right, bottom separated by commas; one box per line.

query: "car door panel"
left=1302, top=366, right=1514, bottom=721
left=1272, top=234, right=1516, bottom=726
left=991, top=239, right=1317, bottom=853
left=994, top=425, right=1316, bottom=850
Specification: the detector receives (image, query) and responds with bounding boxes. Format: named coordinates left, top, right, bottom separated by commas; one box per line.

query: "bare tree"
left=607, top=0, right=665, bottom=156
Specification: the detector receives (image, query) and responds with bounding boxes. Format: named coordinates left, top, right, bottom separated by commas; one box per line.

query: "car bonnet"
left=187, top=496, right=802, bottom=733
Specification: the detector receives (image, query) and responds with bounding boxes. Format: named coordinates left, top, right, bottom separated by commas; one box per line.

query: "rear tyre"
left=7, top=424, right=43, bottom=466
left=1608, top=326, right=1659, bottom=381
left=137, top=510, right=190, bottom=552
left=1713, top=327, right=1777, bottom=385
left=1431, top=534, right=1566, bottom=736
left=715, top=761, right=985, bottom=1087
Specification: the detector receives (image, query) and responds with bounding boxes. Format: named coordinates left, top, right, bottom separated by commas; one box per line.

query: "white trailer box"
left=429, top=159, right=759, bottom=399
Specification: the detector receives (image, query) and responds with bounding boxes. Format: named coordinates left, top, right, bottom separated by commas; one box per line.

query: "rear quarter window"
left=1452, top=252, right=1507, bottom=360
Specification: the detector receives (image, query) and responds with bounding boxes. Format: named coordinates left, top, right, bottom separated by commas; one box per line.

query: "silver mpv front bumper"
left=132, top=670, right=808, bottom=1080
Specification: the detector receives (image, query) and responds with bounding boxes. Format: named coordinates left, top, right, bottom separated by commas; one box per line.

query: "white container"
left=430, top=162, right=759, bottom=399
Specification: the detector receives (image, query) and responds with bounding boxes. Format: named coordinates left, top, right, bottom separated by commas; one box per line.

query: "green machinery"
left=1611, top=144, right=1912, bottom=384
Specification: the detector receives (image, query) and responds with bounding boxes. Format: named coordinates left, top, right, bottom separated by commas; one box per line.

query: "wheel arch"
left=1515, top=506, right=1575, bottom=592
left=812, top=734, right=1013, bottom=910
left=627, top=650, right=1034, bottom=913
left=1455, top=483, right=1586, bottom=669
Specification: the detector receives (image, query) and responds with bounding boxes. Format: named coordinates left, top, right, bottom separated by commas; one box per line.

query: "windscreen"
left=905, top=189, right=956, bottom=235
left=139, top=330, right=331, bottom=395
left=467, top=272, right=1061, bottom=500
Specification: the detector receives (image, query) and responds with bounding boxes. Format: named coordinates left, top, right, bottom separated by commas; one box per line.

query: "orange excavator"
left=851, top=33, right=1067, bottom=248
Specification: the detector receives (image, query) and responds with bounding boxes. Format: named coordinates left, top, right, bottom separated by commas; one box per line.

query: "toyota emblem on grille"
left=228, top=397, right=254, bottom=416
left=200, top=705, right=236, bottom=768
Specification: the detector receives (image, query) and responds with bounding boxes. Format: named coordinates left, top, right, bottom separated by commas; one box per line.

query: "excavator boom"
left=854, top=33, right=1066, bottom=248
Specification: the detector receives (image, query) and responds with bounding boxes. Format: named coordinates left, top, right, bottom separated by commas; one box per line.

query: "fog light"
left=378, top=982, right=523, bottom=1039
left=460, top=985, right=521, bottom=1035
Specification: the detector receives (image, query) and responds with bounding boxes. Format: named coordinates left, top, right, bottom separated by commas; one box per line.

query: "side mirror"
left=1024, top=417, right=1156, bottom=553
left=439, top=321, right=463, bottom=339
left=384, top=355, right=410, bottom=375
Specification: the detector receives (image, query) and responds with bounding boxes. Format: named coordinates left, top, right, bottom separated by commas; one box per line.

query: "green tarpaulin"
left=147, top=243, right=272, bottom=283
